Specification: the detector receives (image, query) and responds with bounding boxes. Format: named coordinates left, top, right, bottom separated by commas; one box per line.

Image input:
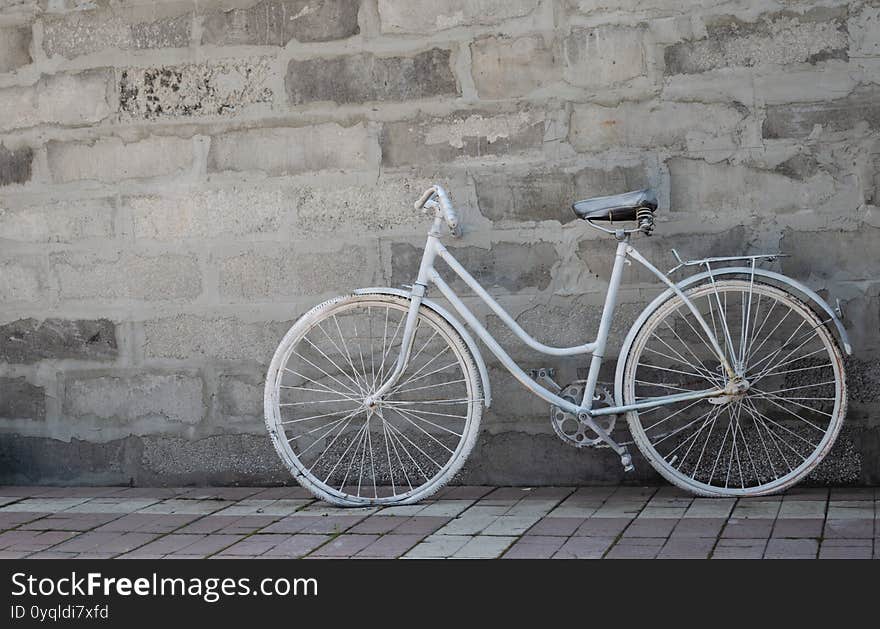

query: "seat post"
left=580, top=235, right=630, bottom=409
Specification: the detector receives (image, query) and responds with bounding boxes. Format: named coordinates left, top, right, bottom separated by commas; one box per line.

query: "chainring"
left=550, top=382, right=617, bottom=448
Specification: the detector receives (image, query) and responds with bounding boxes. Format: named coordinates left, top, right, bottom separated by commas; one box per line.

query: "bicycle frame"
left=366, top=214, right=737, bottom=456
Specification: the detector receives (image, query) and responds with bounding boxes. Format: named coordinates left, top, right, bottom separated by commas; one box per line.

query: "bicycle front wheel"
left=264, top=294, right=483, bottom=506
left=623, top=280, right=846, bottom=497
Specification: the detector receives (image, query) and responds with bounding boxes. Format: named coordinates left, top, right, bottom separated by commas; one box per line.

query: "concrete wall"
left=0, top=0, right=878, bottom=486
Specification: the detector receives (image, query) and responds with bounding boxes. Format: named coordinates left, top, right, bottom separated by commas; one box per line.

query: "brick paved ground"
left=0, top=486, right=877, bottom=559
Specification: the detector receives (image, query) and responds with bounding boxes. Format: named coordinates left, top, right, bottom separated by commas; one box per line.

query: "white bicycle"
left=265, top=185, right=850, bottom=506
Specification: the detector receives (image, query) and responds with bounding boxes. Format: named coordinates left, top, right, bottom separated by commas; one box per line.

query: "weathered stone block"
left=0, top=256, right=46, bottom=303
left=664, top=10, right=848, bottom=75
left=563, top=26, right=648, bottom=88
left=667, top=157, right=840, bottom=214
left=849, top=5, right=880, bottom=58
left=781, top=227, right=880, bottom=282
left=285, top=48, right=457, bottom=104
left=763, top=86, right=880, bottom=139
left=0, top=25, right=32, bottom=73
left=570, top=101, right=746, bottom=152
left=42, top=9, right=191, bottom=58
left=47, top=136, right=192, bottom=183
left=293, top=176, right=430, bottom=232
left=63, top=372, right=204, bottom=425
left=128, top=188, right=288, bottom=240
left=207, top=123, right=370, bottom=175
left=471, top=34, right=559, bottom=98
left=201, top=0, right=359, bottom=45
left=50, top=251, right=202, bottom=301
left=143, top=315, right=292, bottom=363
left=217, top=244, right=377, bottom=299
left=0, top=144, right=32, bottom=186
left=0, top=70, right=113, bottom=132
left=378, top=0, right=539, bottom=33
left=0, top=318, right=116, bottom=364
left=474, top=163, right=648, bottom=223
left=0, top=377, right=45, bottom=421
left=0, top=198, right=115, bottom=243
left=390, top=241, right=557, bottom=292
left=119, top=60, right=272, bottom=120
left=217, top=373, right=263, bottom=424
left=381, top=109, right=545, bottom=166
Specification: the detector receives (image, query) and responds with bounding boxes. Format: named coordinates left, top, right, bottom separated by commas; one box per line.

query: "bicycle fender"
left=353, top=287, right=492, bottom=408
left=613, top=267, right=852, bottom=407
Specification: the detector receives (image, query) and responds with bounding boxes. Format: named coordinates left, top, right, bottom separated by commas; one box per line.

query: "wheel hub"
left=708, top=378, right=750, bottom=405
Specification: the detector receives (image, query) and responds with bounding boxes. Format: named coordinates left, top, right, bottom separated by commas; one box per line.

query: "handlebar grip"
left=414, top=187, right=436, bottom=211
left=414, top=184, right=461, bottom=237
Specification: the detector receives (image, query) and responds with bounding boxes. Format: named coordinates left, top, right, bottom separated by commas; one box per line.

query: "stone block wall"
left=0, top=0, right=878, bottom=485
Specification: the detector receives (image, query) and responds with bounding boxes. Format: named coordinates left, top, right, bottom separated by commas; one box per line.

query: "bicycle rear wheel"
left=265, top=294, right=483, bottom=506
left=623, top=280, right=846, bottom=497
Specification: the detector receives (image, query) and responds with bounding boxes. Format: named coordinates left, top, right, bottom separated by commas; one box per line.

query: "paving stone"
left=0, top=498, right=90, bottom=512
left=212, top=499, right=309, bottom=516
left=181, top=488, right=265, bottom=500
left=262, top=515, right=364, bottom=534
left=712, top=539, right=767, bottom=559
left=262, top=535, right=330, bottom=558
left=451, top=535, right=516, bottom=559
left=404, top=534, right=471, bottom=559
left=137, top=499, right=232, bottom=515
left=764, top=538, right=818, bottom=559
left=127, top=534, right=242, bottom=558
left=216, top=534, right=283, bottom=557
left=554, top=536, right=616, bottom=559
left=22, top=512, right=123, bottom=531
left=94, top=513, right=201, bottom=534
left=178, top=515, right=279, bottom=535
left=482, top=515, right=542, bottom=536
left=574, top=517, right=632, bottom=537
left=721, top=518, right=774, bottom=539
left=356, top=535, right=423, bottom=558
left=0, top=512, right=48, bottom=530
left=591, top=502, right=645, bottom=518
left=248, top=487, right=313, bottom=500
left=0, top=530, right=78, bottom=552
left=827, top=502, right=874, bottom=519
left=731, top=501, right=781, bottom=519
left=430, top=486, right=494, bottom=500
left=670, top=518, right=726, bottom=538
left=435, top=514, right=498, bottom=535
left=605, top=538, right=665, bottom=559
left=51, top=531, right=157, bottom=555
left=622, top=518, right=677, bottom=538
left=65, top=498, right=161, bottom=513
left=824, top=519, right=874, bottom=539
left=818, top=539, right=873, bottom=559
left=658, top=538, right=715, bottom=559
left=771, top=518, right=824, bottom=538
left=348, top=515, right=408, bottom=535
left=777, top=500, right=827, bottom=519
left=525, top=517, right=585, bottom=537
left=392, top=516, right=451, bottom=536
left=547, top=504, right=600, bottom=518
left=503, top=535, right=567, bottom=559
left=637, top=506, right=688, bottom=519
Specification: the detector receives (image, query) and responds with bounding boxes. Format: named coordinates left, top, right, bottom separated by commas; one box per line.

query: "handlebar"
left=414, top=184, right=461, bottom=237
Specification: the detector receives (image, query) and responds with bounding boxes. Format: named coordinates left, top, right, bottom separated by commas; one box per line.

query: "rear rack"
left=667, top=249, right=789, bottom=275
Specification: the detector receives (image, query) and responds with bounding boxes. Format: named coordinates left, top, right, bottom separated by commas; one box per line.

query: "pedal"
left=529, top=368, right=560, bottom=392
left=620, top=450, right=635, bottom=473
